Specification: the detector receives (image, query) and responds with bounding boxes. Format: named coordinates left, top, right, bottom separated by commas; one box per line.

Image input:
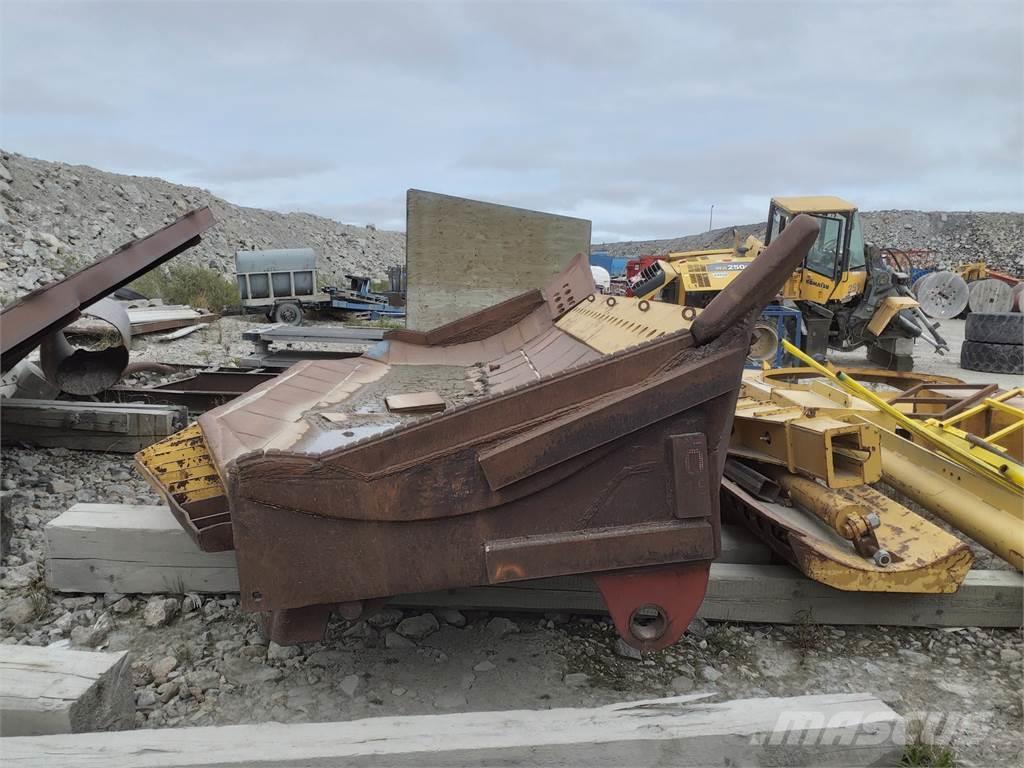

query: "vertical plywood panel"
left=405, top=190, right=591, bottom=331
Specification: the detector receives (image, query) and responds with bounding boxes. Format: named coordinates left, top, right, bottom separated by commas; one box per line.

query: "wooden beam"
left=45, top=504, right=239, bottom=594
left=0, top=645, right=133, bottom=737
left=44, top=503, right=1022, bottom=627
left=1, top=692, right=904, bottom=767
left=395, top=565, right=1023, bottom=628
left=1, top=400, right=186, bottom=453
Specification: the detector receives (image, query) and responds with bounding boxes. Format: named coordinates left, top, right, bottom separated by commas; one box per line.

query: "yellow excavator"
left=628, top=196, right=948, bottom=369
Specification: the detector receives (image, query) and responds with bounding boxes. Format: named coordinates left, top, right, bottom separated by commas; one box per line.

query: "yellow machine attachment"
left=628, top=195, right=946, bottom=369
left=731, top=396, right=881, bottom=488
left=631, top=242, right=760, bottom=307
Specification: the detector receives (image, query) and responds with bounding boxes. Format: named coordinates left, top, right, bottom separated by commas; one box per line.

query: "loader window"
left=769, top=210, right=789, bottom=243
left=805, top=215, right=844, bottom=279
left=848, top=214, right=866, bottom=270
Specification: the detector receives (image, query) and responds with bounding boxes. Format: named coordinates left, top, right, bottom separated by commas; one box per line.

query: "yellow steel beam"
left=846, top=416, right=1023, bottom=571
left=731, top=401, right=881, bottom=488
left=136, top=422, right=226, bottom=506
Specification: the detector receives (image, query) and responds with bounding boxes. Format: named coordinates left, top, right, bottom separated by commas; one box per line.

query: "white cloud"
left=1, top=0, right=1020, bottom=240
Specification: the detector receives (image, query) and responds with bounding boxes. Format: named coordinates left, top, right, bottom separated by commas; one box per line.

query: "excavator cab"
left=766, top=196, right=868, bottom=305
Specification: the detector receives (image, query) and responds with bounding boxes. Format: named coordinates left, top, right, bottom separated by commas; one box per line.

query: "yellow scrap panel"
left=556, top=295, right=696, bottom=354
left=867, top=296, right=919, bottom=336
left=135, top=422, right=226, bottom=505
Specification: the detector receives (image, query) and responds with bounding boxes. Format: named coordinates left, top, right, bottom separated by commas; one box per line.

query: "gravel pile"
left=595, top=211, right=1024, bottom=276
left=0, top=445, right=1021, bottom=763
left=0, top=151, right=405, bottom=304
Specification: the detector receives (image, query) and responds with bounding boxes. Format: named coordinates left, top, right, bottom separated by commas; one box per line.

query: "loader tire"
left=964, top=312, right=1024, bottom=345
left=959, top=340, right=1023, bottom=375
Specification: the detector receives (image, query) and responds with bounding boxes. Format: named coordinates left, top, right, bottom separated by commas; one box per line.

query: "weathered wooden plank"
left=395, top=566, right=1023, bottom=628
left=1, top=400, right=186, bottom=452
left=1, top=692, right=904, bottom=767
left=405, top=190, right=591, bottom=330
left=0, top=645, right=133, bottom=737
left=45, top=504, right=239, bottom=594
left=44, top=504, right=1023, bottom=626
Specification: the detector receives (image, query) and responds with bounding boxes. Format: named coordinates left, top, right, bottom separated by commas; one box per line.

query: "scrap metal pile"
left=137, top=216, right=821, bottom=650
left=0, top=208, right=215, bottom=393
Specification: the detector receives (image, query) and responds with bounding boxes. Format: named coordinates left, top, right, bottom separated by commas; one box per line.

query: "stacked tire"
left=960, top=313, right=1024, bottom=375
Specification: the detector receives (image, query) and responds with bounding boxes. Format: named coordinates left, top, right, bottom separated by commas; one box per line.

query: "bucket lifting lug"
left=593, top=561, right=711, bottom=652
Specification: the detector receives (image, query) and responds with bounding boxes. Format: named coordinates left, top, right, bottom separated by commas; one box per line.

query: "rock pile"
left=0, top=151, right=406, bottom=304
left=596, top=210, right=1024, bottom=276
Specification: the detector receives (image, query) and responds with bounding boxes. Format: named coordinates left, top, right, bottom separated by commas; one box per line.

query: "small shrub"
left=902, top=739, right=956, bottom=767
left=129, top=265, right=239, bottom=311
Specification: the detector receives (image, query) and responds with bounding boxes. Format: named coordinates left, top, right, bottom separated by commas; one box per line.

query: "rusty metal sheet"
left=0, top=207, right=215, bottom=372
left=484, top=520, right=715, bottom=584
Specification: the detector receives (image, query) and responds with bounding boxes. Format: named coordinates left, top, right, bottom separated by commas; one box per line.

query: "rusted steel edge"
left=0, top=207, right=215, bottom=371
left=385, top=289, right=545, bottom=346
left=691, top=214, right=819, bottom=346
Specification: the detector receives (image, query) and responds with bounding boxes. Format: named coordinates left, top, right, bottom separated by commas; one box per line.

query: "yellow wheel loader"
left=628, top=196, right=949, bottom=369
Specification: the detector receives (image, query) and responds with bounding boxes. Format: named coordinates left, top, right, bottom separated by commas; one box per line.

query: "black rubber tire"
left=959, top=340, right=1024, bottom=375
left=273, top=302, right=303, bottom=326
left=965, top=312, right=1024, bottom=345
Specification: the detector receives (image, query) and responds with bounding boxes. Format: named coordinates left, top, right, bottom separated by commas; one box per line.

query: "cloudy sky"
left=1, top=1, right=1021, bottom=241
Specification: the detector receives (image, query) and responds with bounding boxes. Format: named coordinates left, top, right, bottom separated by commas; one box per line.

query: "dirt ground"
left=1, top=315, right=1021, bottom=766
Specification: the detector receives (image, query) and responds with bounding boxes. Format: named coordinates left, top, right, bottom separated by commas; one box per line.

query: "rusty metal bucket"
left=139, top=215, right=819, bottom=650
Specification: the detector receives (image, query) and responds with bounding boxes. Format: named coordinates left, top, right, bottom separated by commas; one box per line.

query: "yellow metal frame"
left=847, top=415, right=1023, bottom=571
left=927, top=388, right=1024, bottom=467
left=780, top=339, right=1024, bottom=493
left=731, top=398, right=881, bottom=488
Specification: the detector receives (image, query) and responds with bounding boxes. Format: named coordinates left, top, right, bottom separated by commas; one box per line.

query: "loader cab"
left=765, top=196, right=867, bottom=304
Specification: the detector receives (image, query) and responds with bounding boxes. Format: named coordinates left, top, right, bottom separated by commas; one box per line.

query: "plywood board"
left=405, top=190, right=591, bottom=331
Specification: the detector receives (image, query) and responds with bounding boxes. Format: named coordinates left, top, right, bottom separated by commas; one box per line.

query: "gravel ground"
left=1, top=318, right=1022, bottom=766
left=830, top=317, right=1022, bottom=392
